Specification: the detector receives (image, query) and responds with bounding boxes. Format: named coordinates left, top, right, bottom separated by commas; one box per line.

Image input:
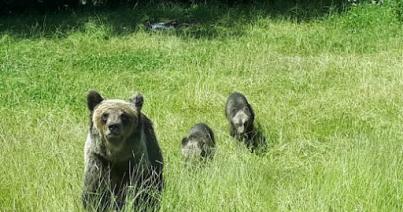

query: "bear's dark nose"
left=108, top=124, right=121, bottom=134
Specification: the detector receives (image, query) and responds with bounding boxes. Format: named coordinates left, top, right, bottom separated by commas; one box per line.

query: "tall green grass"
left=0, top=2, right=402, bottom=211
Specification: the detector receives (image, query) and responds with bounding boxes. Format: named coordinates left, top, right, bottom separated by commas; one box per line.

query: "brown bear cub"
left=225, top=92, right=261, bottom=151
left=82, top=90, right=163, bottom=211
left=181, top=123, right=216, bottom=161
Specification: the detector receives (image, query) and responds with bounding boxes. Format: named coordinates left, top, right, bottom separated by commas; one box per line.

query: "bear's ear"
left=130, top=93, right=143, bottom=112
left=181, top=137, right=188, bottom=146
left=87, top=90, right=104, bottom=111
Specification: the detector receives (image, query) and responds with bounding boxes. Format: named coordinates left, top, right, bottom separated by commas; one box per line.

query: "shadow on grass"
left=250, top=123, right=269, bottom=156
left=0, top=1, right=347, bottom=40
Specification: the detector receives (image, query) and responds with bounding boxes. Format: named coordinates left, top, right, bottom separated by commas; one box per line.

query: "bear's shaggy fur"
left=82, top=90, right=163, bottom=211
left=181, top=123, right=215, bottom=160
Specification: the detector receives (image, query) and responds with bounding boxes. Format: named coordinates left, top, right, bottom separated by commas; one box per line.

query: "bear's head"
left=181, top=135, right=204, bottom=159
left=87, top=90, right=143, bottom=146
left=181, top=125, right=215, bottom=160
left=232, top=107, right=254, bottom=135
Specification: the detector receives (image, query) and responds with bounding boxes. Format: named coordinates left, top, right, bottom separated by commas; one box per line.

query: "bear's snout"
left=236, top=124, right=245, bottom=134
left=107, top=123, right=122, bottom=135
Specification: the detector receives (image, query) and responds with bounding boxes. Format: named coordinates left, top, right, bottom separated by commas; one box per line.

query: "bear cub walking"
left=225, top=92, right=260, bottom=151
left=82, top=90, right=163, bottom=211
left=181, top=123, right=216, bottom=160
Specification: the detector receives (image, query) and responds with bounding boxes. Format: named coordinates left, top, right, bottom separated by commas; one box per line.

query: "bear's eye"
left=101, top=113, right=108, bottom=123
left=121, top=113, right=130, bottom=123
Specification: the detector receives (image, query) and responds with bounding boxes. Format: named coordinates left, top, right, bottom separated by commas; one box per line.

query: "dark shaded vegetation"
left=1, top=0, right=349, bottom=9
left=0, top=0, right=401, bottom=40
left=0, top=0, right=353, bottom=14
left=0, top=0, right=79, bottom=10
left=0, top=1, right=351, bottom=39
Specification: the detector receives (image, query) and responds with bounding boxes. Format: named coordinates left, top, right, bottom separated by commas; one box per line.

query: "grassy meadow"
left=0, top=2, right=402, bottom=211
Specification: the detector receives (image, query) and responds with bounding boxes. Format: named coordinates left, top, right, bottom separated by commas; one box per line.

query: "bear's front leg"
left=82, top=155, right=111, bottom=211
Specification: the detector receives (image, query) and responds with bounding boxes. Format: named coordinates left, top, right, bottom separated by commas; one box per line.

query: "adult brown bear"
left=82, top=90, right=163, bottom=211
